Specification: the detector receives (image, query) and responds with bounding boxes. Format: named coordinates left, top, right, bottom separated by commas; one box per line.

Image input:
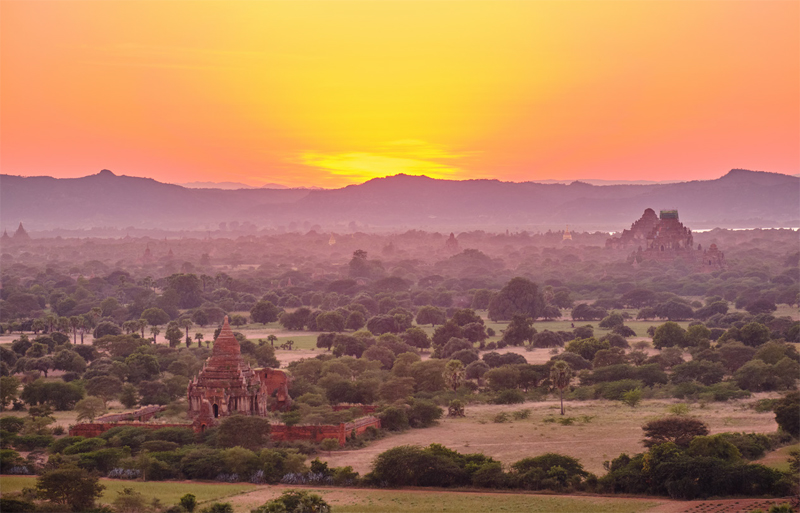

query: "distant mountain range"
left=1, top=168, right=798, bottom=233
left=177, top=181, right=289, bottom=190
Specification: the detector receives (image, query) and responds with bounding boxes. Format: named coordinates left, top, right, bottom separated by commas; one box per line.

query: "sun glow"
left=1, top=1, right=797, bottom=187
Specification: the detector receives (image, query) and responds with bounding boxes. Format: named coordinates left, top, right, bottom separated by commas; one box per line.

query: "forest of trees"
left=0, top=228, right=798, bottom=511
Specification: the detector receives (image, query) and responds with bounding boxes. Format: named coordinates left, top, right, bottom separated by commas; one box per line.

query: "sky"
left=1, top=1, right=798, bottom=188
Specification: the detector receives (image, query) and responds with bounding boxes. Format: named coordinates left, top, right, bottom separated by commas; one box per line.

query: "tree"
left=120, top=383, right=139, bottom=408
left=416, top=306, right=447, bottom=327
left=150, top=326, right=161, bottom=344
left=550, top=360, right=572, bottom=415
left=739, top=322, right=770, bottom=347
left=93, top=321, right=122, bottom=339
left=642, top=416, right=710, bottom=447
left=533, top=330, right=563, bottom=348
left=112, top=487, right=147, bottom=513
left=773, top=391, right=800, bottom=438
left=316, top=333, right=336, bottom=351
left=191, top=309, right=209, bottom=327
left=443, top=360, right=465, bottom=391
left=252, top=490, right=330, bottom=513
left=53, top=349, right=86, bottom=373
left=484, top=365, right=521, bottom=391
left=36, top=466, right=105, bottom=512
left=501, top=314, right=536, bottom=346
left=165, top=324, right=183, bottom=348
left=654, top=300, right=694, bottom=321
left=316, top=311, right=345, bottom=332
left=745, top=298, right=777, bottom=315
left=652, top=322, right=687, bottom=349
left=599, top=312, right=624, bottom=329
left=250, top=300, right=281, bottom=325
left=0, top=376, right=20, bottom=410
left=85, top=375, right=123, bottom=407
left=140, top=307, right=170, bottom=327
left=180, top=494, right=198, bottom=512
left=565, top=337, right=609, bottom=361
left=195, top=332, right=204, bottom=346
left=402, top=326, right=431, bottom=350
left=181, top=318, right=194, bottom=344
left=217, top=415, right=271, bottom=450
left=345, top=311, right=366, bottom=331
left=75, top=396, right=107, bottom=422
left=488, top=277, right=544, bottom=321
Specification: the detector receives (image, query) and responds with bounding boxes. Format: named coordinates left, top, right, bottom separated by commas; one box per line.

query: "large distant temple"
left=606, top=209, right=725, bottom=271
left=188, top=317, right=292, bottom=431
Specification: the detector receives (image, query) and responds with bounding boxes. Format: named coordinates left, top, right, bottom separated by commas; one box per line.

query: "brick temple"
left=607, top=209, right=725, bottom=271
left=187, top=316, right=292, bottom=431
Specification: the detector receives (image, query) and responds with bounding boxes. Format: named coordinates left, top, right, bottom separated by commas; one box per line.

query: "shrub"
left=408, top=400, right=443, bottom=428
left=378, top=406, right=409, bottom=431
left=251, top=490, right=330, bottom=513
left=492, top=389, right=525, bottom=405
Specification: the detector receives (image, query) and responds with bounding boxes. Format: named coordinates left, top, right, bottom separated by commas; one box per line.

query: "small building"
left=187, top=316, right=292, bottom=432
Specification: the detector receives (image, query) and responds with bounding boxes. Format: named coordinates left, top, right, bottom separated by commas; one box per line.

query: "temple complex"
left=605, top=208, right=659, bottom=249
left=607, top=209, right=725, bottom=271
left=187, top=316, right=292, bottom=431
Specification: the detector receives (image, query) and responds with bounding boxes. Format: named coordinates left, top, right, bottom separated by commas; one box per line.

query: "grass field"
left=318, top=394, right=782, bottom=476
left=756, top=443, right=800, bottom=472
left=0, top=476, right=665, bottom=513
left=0, top=476, right=256, bottom=508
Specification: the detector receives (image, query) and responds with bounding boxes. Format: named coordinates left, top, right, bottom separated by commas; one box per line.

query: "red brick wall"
left=70, top=416, right=381, bottom=447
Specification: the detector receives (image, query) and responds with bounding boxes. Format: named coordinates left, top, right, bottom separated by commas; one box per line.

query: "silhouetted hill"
left=1, top=169, right=797, bottom=232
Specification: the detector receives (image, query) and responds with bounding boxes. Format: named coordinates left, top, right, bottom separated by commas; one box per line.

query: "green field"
left=0, top=476, right=665, bottom=513
left=331, top=491, right=662, bottom=513
left=0, top=476, right=256, bottom=509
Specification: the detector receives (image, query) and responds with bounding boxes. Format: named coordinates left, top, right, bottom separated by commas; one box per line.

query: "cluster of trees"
left=600, top=411, right=799, bottom=499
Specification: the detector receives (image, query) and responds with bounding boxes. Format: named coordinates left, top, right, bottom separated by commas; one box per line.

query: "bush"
left=378, top=406, right=409, bottom=431
left=408, top=400, right=443, bottom=428
left=251, top=490, right=330, bottom=513
left=492, top=389, right=525, bottom=404
left=594, top=380, right=644, bottom=401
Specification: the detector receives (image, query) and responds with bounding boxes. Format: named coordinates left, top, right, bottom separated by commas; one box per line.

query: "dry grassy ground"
left=318, top=395, right=781, bottom=476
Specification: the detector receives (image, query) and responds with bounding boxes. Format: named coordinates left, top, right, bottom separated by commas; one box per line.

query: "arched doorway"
left=213, top=404, right=219, bottom=418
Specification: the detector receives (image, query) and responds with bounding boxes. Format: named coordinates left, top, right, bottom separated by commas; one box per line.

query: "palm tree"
left=69, top=316, right=81, bottom=344
left=550, top=360, right=573, bottom=415
left=150, top=326, right=161, bottom=344
left=267, top=334, right=278, bottom=348
left=194, top=332, right=204, bottom=346
left=137, top=319, right=148, bottom=338
left=181, top=319, right=194, bottom=346
left=443, top=360, right=465, bottom=392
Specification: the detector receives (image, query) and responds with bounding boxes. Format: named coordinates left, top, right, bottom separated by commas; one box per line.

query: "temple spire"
left=212, top=315, right=240, bottom=357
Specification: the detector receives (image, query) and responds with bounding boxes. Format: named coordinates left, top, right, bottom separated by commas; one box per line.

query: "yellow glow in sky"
left=1, top=1, right=797, bottom=187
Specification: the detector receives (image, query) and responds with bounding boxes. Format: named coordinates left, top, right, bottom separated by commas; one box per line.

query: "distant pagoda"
left=607, top=209, right=725, bottom=271
left=562, top=225, right=572, bottom=241
left=12, top=223, right=31, bottom=242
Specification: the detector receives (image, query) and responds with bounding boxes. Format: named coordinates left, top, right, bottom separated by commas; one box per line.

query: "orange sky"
left=1, top=1, right=798, bottom=188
